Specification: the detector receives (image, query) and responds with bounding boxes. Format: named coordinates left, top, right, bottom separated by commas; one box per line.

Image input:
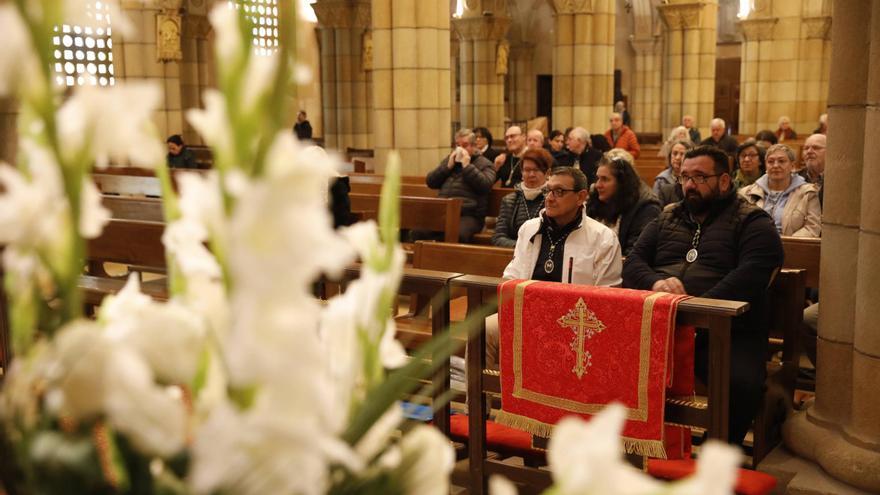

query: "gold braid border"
left=495, top=410, right=669, bottom=459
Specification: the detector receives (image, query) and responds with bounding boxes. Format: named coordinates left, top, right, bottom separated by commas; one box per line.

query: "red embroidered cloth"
left=495, top=280, right=692, bottom=458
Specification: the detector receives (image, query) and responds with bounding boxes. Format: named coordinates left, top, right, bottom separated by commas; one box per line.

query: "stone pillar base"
left=783, top=407, right=880, bottom=493
left=758, top=444, right=874, bottom=494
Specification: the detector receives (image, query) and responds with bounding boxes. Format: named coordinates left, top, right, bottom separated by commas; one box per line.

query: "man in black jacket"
left=425, top=128, right=496, bottom=242
left=556, top=127, right=602, bottom=186
left=622, top=145, right=784, bottom=447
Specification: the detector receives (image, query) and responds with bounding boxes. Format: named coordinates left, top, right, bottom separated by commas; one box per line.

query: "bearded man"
left=622, top=145, right=784, bottom=447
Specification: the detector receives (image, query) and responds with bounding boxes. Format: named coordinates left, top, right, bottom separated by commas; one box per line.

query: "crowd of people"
left=424, top=112, right=828, bottom=448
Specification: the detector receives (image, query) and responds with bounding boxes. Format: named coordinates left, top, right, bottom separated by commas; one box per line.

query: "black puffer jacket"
left=426, top=154, right=496, bottom=218
left=622, top=190, right=783, bottom=337
left=617, top=183, right=661, bottom=256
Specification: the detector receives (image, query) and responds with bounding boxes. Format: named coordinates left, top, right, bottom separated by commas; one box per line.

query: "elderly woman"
left=653, top=139, right=692, bottom=203
left=491, top=148, right=551, bottom=248
left=775, top=116, right=797, bottom=142
left=587, top=150, right=661, bottom=255
left=733, top=140, right=765, bottom=189
left=740, top=144, right=821, bottom=237
left=657, top=125, right=693, bottom=158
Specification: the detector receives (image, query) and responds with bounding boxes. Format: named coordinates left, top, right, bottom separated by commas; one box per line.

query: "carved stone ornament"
left=629, top=35, right=660, bottom=55
left=452, top=16, right=511, bottom=41
left=551, top=0, right=592, bottom=15
left=737, top=17, right=777, bottom=42
left=657, top=3, right=703, bottom=31
left=495, top=40, right=509, bottom=75
left=803, top=16, right=832, bottom=40
left=313, top=0, right=371, bottom=29
left=361, top=30, right=373, bottom=71
left=157, top=13, right=183, bottom=62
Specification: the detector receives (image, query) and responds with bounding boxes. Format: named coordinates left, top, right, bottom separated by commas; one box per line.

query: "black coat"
left=556, top=148, right=602, bottom=185
left=617, top=184, right=661, bottom=256
left=426, top=154, right=496, bottom=218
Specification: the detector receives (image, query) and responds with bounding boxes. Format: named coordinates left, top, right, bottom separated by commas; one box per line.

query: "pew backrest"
left=102, top=195, right=164, bottom=222
left=412, top=241, right=513, bottom=277
left=93, top=174, right=161, bottom=197
left=781, top=236, right=820, bottom=288
left=348, top=193, right=462, bottom=243
left=87, top=219, right=166, bottom=271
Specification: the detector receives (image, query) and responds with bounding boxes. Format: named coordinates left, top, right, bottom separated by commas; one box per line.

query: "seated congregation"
left=67, top=112, right=826, bottom=495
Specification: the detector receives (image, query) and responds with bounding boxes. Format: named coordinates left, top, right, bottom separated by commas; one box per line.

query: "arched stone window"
left=52, top=1, right=115, bottom=87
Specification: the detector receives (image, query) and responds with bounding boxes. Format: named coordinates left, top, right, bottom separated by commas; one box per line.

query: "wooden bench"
left=456, top=274, right=749, bottom=493
left=86, top=218, right=167, bottom=278
left=348, top=193, right=462, bottom=244
left=93, top=173, right=161, bottom=197
left=781, top=236, right=820, bottom=288
left=102, top=195, right=164, bottom=222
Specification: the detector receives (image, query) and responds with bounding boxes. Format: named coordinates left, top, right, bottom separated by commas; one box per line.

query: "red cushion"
left=647, top=458, right=777, bottom=495
left=449, top=414, right=539, bottom=456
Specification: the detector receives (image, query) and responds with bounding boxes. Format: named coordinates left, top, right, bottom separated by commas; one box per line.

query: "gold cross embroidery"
left=557, top=298, right=606, bottom=379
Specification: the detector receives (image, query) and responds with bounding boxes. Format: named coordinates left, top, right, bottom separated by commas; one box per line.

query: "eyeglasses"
left=504, top=134, right=521, bottom=140
left=542, top=186, right=578, bottom=197
left=680, top=174, right=721, bottom=185
left=740, top=152, right=759, bottom=159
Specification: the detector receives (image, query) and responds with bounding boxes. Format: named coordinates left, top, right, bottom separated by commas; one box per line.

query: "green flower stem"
left=154, top=159, right=187, bottom=298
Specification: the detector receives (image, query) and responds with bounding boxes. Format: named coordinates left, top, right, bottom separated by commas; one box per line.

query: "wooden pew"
left=412, top=242, right=513, bottom=278
left=457, top=274, right=749, bottom=494
left=102, top=196, right=164, bottom=222
left=86, top=219, right=167, bottom=278
left=781, top=236, right=820, bottom=288
left=93, top=173, right=161, bottom=197
left=348, top=193, right=462, bottom=244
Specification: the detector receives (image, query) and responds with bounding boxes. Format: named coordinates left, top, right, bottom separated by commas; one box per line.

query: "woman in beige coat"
left=739, top=144, right=822, bottom=237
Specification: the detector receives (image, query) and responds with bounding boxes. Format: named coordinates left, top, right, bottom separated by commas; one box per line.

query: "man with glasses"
left=494, top=125, right=527, bottom=187
left=622, top=145, right=784, bottom=448
left=479, top=167, right=621, bottom=368
left=799, top=133, right=826, bottom=204
left=556, top=127, right=602, bottom=186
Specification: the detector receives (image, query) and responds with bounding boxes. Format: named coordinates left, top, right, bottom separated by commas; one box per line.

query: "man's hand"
left=494, top=153, right=506, bottom=171
left=459, top=148, right=471, bottom=167
left=652, top=277, right=687, bottom=295
left=447, top=150, right=457, bottom=169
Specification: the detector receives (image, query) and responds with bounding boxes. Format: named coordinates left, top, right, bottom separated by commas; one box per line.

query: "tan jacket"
left=739, top=179, right=822, bottom=237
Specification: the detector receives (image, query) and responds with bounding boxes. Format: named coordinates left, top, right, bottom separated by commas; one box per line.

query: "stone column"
left=452, top=14, right=510, bottom=139
left=371, top=0, right=450, bottom=174
left=314, top=0, right=372, bottom=151
left=783, top=1, right=880, bottom=492
left=736, top=1, right=832, bottom=135
left=508, top=42, right=535, bottom=122
left=450, top=33, right=460, bottom=131
left=180, top=12, right=211, bottom=145
left=657, top=0, right=717, bottom=138
left=630, top=36, right=662, bottom=133
left=737, top=16, right=777, bottom=135
left=550, top=0, right=615, bottom=133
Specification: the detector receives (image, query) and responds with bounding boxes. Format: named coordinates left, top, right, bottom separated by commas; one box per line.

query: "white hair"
left=710, top=118, right=725, bottom=129
left=570, top=127, right=589, bottom=143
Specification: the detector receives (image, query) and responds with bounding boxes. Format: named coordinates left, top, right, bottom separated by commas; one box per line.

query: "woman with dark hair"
left=166, top=134, right=197, bottom=169
left=587, top=150, right=661, bottom=255
left=754, top=129, right=777, bottom=149
left=653, top=139, right=692, bottom=207
left=474, top=127, right=499, bottom=163
left=734, top=140, right=765, bottom=189
left=491, top=148, right=551, bottom=247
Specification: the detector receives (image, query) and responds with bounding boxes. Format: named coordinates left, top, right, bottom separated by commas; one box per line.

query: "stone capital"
left=452, top=15, right=511, bottom=41
left=550, top=0, right=593, bottom=15
left=657, top=2, right=704, bottom=31
left=803, top=15, right=832, bottom=40
left=460, top=0, right=507, bottom=17
left=736, top=17, right=777, bottom=42
left=313, top=0, right=370, bottom=29
left=629, top=35, right=661, bottom=55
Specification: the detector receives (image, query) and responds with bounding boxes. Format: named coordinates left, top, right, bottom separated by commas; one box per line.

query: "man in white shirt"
left=482, top=167, right=622, bottom=368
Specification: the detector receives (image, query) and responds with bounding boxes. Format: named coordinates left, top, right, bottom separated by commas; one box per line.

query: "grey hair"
left=455, top=128, right=476, bottom=145
left=569, top=126, right=589, bottom=143
left=765, top=143, right=796, bottom=163
left=710, top=118, right=725, bottom=129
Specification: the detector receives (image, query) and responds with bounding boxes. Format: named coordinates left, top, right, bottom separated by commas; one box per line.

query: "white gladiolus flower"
left=489, top=475, right=518, bottom=495
left=208, top=5, right=243, bottom=70
left=61, top=0, right=135, bottom=39
left=186, top=91, right=234, bottom=160
left=396, top=425, right=455, bottom=495
left=56, top=83, right=164, bottom=168
left=0, top=5, right=33, bottom=96
left=548, top=404, right=663, bottom=495
left=354, top=405, right=403, bottom=461
left=670, top=441, right=741, bottom=495
left=79, top=179, right=111, bottom=238
left=47, top=320, right=187, bottom=457
left=163, top=220, right=223, bottom=279
left=176, top=171, right=225, bottom=242
left=101, top=275, right=207, bottom=385
left=241, top=53, right=280, bottom=111
left=189, top=397, right=360, bottom=495
left=0, top=160, right=67, bottom=250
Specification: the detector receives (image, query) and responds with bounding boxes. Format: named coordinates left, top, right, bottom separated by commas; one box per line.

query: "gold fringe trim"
left=495, top=410, right=669, bottom=459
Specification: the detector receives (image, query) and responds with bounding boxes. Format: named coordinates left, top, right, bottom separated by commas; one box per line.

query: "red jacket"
left=604, top=125, right=641, bottom=159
